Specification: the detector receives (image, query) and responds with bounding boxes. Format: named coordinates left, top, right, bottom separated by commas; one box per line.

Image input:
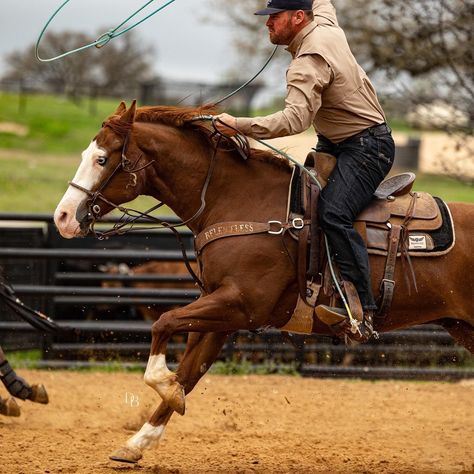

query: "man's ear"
left=295, top=10, right=306, bottom=24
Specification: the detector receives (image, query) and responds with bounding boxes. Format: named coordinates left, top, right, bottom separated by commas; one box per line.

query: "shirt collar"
left=286, top=22, right=317, bottom=58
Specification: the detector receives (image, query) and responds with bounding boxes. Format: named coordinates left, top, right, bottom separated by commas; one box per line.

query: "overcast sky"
left=0, top=0, right=245, bottom=82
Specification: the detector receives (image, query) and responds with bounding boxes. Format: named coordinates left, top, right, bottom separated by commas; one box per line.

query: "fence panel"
left=0, top=213, right=472, bottom=380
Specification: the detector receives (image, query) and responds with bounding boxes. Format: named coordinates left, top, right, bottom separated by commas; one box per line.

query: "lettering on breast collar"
left=204, top=223, right=255, bottom=241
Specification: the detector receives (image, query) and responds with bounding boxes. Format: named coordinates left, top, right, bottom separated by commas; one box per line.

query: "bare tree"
left=206, top=0, right=282, bottom=78
left=338, top=0, right=473, bottom=133
left=3, top=30, right=154, bottom=99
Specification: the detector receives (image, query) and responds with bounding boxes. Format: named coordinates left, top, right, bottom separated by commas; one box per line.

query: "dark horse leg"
left=0, top=345, right=20, bottom=416
left=0, top=345, right=49, bottom=410
left=439, top=319, right=474, bottom=354
left=110, top=331, right=229, bottom=463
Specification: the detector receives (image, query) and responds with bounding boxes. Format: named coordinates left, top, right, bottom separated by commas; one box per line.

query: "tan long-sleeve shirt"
left=236, top=0, right=385, bottom=143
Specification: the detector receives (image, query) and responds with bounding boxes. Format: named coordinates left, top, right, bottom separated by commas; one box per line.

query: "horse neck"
left=137, top=125, right=218, bottom=232
left=138, top=124, right=291, bottom=234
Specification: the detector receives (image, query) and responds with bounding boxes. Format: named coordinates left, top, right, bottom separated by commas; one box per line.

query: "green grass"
left=0, top=92, right=120, bottom=154
left=0, top=91, right=472, bottom=212
left=413, top=174, right=473, bottom=203
left=210, top=360, right=299, bottom=376
left=5, top=350, right=42, bottom=369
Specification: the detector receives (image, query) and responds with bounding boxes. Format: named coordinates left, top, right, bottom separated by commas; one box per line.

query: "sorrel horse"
left=54, top=101, right=474, bottom=463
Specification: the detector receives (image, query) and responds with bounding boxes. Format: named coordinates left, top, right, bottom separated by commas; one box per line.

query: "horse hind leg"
left=110, top=331, right=229, bottom=463
left=440, top=319, right=474, bottom=354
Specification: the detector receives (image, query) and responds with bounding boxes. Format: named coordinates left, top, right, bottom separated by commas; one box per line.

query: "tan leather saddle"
left=306, top=151, right=444, bottom=248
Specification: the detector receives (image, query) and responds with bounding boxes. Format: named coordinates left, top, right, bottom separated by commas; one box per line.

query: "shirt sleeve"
left=236, top=55, right=333, bottom=139
left=312, top=0, right=338, bottom=26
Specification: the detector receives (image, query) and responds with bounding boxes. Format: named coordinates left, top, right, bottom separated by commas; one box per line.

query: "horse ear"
left=114, top=101, right=127, bottom=116
left=121, top=100, right=137, bottom=125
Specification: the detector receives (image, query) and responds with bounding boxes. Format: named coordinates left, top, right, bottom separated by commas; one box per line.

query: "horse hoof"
left=30, top=384, right=49, bottom=404
left=167, top=383, right=185, bottom=416
left=109, top=446, right=142, bottom=464
left=0, top=397, right=21, bottom=417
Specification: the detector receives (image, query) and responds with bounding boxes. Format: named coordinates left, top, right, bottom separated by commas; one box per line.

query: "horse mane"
left=133, top=105, right=292, bottom=172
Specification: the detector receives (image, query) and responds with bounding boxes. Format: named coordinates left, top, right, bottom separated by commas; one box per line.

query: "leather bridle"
left=69, top=118, right=250, bottom=240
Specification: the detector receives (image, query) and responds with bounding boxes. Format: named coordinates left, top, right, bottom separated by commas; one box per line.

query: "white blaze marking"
left=54, top=140, right=107, bottom=237
left=126, top=422, right=165, bottom=450
left=62, top=140, right=106, bottom=205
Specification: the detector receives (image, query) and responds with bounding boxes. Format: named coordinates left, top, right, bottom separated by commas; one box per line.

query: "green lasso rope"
left=35, top=0, right=177, bottom=62
left=35, top=0, right=280, bottom=110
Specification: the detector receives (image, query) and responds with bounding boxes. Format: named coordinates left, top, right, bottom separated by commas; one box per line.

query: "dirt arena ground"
left=1, top=371, right=473, bottom=474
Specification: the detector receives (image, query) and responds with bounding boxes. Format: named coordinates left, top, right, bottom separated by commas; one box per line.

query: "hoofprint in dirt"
left=0, top=371, right=472, bottom=474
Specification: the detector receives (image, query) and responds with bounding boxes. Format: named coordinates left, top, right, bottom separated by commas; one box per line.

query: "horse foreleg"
left=143, top=287, right=245, bottom=414
left=111, top=331, right=229, bottom=463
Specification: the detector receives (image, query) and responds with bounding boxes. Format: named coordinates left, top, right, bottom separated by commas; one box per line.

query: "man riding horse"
left=216, top=0, right=395, bottom=341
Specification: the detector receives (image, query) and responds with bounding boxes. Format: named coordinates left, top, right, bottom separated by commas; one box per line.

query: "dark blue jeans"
left=316, top=127, right=395, bottom=310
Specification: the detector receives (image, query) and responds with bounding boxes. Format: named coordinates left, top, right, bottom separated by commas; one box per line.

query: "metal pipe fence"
left=0, top=213, right=472, bottom=380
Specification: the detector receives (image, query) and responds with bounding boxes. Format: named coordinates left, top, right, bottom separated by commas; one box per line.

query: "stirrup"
left=316, top=305, right=376, bottom=341
left=315, top=305, right=348, bottom=326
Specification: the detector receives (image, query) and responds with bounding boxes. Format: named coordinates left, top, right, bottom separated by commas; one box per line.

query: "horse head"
left=54, top=101, right=147, bottom=238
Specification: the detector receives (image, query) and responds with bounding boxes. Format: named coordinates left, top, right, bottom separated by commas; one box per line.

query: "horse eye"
left=97, top=156, right=108, bottom=166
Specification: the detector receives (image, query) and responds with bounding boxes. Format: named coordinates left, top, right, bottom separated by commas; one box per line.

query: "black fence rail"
left=0, top=213, right=472, bottom=380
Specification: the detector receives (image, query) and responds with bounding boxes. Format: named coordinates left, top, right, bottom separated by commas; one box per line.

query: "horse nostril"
left=57, top=211, right=69, bottom=225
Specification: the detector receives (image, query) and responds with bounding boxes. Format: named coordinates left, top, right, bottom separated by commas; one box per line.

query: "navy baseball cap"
left=255, top=0, right=313, bottom=15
